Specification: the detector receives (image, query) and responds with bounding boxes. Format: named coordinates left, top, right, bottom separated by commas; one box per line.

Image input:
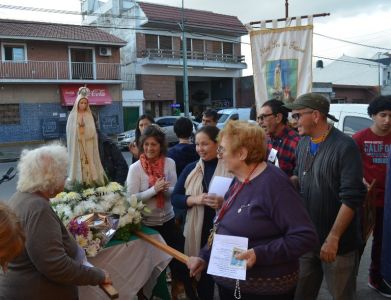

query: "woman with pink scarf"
left=126, top=124, right=195, bottom=299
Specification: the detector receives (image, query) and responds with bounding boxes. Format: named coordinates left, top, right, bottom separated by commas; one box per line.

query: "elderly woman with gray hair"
left=0, top=144, right=111, bottom=300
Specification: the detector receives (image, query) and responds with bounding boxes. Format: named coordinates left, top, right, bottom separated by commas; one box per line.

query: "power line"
left=314, top=32, right=391, bottom=51
left=0, top=4, right=147, bottom=20
left=1, top=3, right=390, bottom=51
left=313, top=55, right=383, bottom=67
left=0, top=5, right=389, bottom=68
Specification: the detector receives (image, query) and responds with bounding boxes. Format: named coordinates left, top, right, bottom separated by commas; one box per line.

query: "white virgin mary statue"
left=66, top=87, right=106, bottom=187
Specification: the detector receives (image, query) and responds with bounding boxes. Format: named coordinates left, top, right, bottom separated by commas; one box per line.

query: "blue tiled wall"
left=0, top=102, right=123, bottom=143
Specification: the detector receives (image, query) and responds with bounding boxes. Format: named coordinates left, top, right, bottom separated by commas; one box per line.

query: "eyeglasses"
left=257, top=113, right=274, bottom=121
left=217, top=145, right=226, bottom=156
left=291, top=110, right=314, bottom=121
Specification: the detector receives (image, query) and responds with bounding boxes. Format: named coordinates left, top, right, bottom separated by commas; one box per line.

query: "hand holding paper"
left=208, top=176, right=233, bottom=197
left=207, top=234, right=248, bottom=280
left=235, top=248, right=257, bottom=269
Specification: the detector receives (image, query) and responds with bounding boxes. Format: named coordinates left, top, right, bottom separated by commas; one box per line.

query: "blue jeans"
left=294, top=250, right=359, bottom=300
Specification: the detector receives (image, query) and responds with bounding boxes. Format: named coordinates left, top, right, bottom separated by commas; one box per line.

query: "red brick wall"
left=27, top=42, right=68, bottom=61
left=141, top=75, right=176, bottom=101
left=172, top=37, right=181, bottom=55
left=334, top=87, right=377, bottom=103
left=136, top=33, right=146, bottom=57
left=95, top=46, right=121, bottom=63
left=233, top=42, right=241, bottom=57
left=205, top=40, right=214, bottom=53
left=0, top=40, right=121, bottom=80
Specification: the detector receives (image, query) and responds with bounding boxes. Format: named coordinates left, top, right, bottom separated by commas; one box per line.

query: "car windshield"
left=217, top=113, right=230, bottom=123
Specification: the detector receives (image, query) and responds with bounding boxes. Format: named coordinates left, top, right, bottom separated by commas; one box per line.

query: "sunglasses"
left=256, top=113, right=274, bottom=121
left=291, top=110, right=314, bottom=121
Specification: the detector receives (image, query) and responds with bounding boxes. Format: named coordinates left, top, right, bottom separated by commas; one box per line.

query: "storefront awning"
left=60, top=85, right=112, bottom=106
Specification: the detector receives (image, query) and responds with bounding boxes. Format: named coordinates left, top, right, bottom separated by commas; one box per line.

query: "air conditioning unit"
left=99, top=47, right=112, bottom=56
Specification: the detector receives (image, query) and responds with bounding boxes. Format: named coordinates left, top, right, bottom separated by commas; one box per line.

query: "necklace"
left=310, top=125, right=331, bottom=144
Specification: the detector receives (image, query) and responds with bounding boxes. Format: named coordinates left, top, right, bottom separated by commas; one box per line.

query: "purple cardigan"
left=200, top=163, right=318, bottom=284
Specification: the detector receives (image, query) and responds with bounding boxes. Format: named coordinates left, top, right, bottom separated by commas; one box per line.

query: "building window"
left=145, top=34, right=158, bottom=49
left=159, top=36, right=172, bottom=50
left=223, top=42, right=233, bottom=55
left=0, top=104, right=20, bottom=124
left=192, top=39, right=204, bottom=53
left=2, top=44, right=26, bottom=61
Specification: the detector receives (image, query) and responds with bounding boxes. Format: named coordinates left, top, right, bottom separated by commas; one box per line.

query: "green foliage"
left=113, top=222, right=142, bottom=242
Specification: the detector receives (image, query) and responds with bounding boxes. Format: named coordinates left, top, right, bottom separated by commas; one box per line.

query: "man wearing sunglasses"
left=257, top=99, right=299, bottom=177
left=285, top=93, right=366, bottom=300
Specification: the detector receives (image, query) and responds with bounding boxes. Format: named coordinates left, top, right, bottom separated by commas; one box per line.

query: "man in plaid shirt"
left=257, top=99, right=300, bottom=177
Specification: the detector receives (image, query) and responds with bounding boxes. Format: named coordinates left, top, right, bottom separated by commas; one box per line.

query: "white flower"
left=85, top=200, right=99, bottom=213
left=129, top=195, right=138, bottom=208
left=106, top=182, right=123, bottom=193
left=51, top=192, right=67, bottom=205
left=74, top=202, right=89, bottom=216
left=82, top=188, right=95, bottom=198
left=54, top=204, right=74, bottom=223
left=112, top=203, right=126, bottom=216
left=96, top=186, right=108, bottom=195
left=137, top=201, right=145, bottom=210
left=119, top=214, right=133, bottom=227
left=76, top=235, right=88, bottom=248
left=86, top=244, right=99, bottom=257
left=133, top=211, right=142, bottom=224
left=65, top=192, right=82, bottom=202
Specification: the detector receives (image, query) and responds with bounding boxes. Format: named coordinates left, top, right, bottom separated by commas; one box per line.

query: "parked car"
left=216, top=108, right=253, bottom=129
left=328, top=104, right=372, bottom=136
left=115, top=116, right=199, bottom=150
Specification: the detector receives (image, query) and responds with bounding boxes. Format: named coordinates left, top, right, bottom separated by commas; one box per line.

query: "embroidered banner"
left=249, top=25, right=313, bottom=108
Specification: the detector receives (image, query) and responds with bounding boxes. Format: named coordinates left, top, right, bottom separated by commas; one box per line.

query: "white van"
left=216, top=108, right=252, bottom=129
left=328, top=104, right=372, bottom=136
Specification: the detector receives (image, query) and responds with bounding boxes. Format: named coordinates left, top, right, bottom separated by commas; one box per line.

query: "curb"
left=0, top=157, right=19, bottom=163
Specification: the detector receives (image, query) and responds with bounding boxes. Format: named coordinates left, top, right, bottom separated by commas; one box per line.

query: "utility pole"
left=378, top=52, right=382, bottom=95
left=285, top=0, right=289, bottom=18
left=181, top=0, right=190, bottom=117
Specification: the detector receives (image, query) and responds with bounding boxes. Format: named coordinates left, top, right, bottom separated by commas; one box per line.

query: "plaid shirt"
left=267, top=126, right=300, bottom=177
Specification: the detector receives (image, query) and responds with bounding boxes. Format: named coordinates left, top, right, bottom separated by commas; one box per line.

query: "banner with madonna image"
left=249, top=23, right=313, bottom=107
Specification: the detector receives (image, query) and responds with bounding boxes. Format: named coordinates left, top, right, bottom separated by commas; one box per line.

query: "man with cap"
left=257, top=99, right=300, bottom=177
left=285, top=93, right=366, bottom=300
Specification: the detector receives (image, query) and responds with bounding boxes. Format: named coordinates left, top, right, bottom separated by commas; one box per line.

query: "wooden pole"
left=100, top=284, right=119, bottom=299
left=135, top=230, right=190, bottom=264
left=249, top=13, right=330, bottom=26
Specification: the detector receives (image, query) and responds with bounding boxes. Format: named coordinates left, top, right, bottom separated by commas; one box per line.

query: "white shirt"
left=126, top=157, right=177, bottom=226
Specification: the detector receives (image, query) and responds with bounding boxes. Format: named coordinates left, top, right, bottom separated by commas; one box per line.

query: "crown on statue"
left=78, top=86, right=90, bottom=98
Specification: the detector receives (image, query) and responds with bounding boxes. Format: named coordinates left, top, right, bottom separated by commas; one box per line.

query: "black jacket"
left=97, top=131, right=129, bottom=185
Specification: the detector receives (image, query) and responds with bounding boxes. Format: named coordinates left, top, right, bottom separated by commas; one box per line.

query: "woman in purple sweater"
left=187, top=121, right=318, bottom=300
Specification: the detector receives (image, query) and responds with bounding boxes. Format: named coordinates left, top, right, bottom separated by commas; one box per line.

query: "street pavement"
left=0, top=144, right=387, bottom=299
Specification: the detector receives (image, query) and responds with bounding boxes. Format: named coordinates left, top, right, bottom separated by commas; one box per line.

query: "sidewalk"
left=0, top=141, right=44, bottom=163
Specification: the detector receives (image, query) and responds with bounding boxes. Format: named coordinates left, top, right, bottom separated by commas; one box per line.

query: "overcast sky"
left=1, top=0, right=390, bottom=75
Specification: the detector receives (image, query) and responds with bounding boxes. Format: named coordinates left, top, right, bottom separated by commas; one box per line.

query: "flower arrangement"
left=51, top=182, right=149, bottom=256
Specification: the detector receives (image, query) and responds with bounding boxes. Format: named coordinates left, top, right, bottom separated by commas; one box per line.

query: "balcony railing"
left=0, top=61, right=122, bottom=81
left=139, top=49, right=245, bottom=64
